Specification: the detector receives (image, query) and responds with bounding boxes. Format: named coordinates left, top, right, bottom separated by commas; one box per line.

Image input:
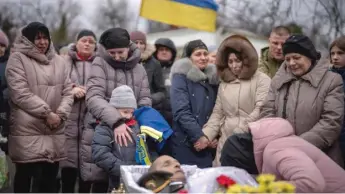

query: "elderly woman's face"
left=190, top=49, right=209, bottom=70
left=228, top=53, right=243, bottom=76
left=76, top=36, right=96, bottom=57
left=149, top=155, right=186, bottom=183
left=34, top=32, right=49, bottom=54
left=285, top=53, right=312, bottom=76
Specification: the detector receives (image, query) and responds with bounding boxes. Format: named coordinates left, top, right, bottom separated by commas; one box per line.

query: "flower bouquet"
left=214, top=174, right=296, bottom=193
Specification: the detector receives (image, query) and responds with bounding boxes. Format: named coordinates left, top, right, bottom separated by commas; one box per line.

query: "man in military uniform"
left=259, top=26, right=290, bottom=78
left=138, top=155, right=186, bottom=193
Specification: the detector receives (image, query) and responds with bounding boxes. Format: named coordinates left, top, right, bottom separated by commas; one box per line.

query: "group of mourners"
left=0, top=21, right=345, bottom=193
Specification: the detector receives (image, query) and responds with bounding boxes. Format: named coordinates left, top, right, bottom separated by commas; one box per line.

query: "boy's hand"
left=114, top=124, right=133, bottom=147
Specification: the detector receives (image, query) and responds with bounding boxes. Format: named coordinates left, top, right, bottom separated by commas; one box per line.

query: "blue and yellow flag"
left=140, top=0, right=219, bottom=32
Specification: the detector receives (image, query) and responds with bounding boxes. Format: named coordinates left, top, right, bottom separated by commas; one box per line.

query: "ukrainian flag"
left=140, top=0, right=219, bottom=32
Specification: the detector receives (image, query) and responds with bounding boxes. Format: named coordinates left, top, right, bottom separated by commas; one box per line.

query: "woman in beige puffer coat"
left=6, top=22, right=73, bottom=193
left=202, top=35, right=271, bottom=166
left=60, top=30, right=98, bottom=193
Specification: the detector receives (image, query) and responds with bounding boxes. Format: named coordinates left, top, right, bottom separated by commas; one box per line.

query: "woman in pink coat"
left=249, top=117, right=345, bottom=193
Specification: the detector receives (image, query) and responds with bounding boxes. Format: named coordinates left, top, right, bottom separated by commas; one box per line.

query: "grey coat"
left=260, top=61, right=344, bottom=166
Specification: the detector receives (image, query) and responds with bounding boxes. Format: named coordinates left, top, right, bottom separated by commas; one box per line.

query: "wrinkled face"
left=134, top=40, right=146, bottom=53
left=269, top=33, right=289, bottom=61
left=228, top=53, right=243, bottom=76
left=208, top=51, right=217, bottom=64
left=190, top=49, right=209, bottom=70
left=331, top=46, right=345, bottom=68
left=76, top=36, right=96, bottom=57
left=0, top=44, right=6, bottom=57
left=285, top=53, right=312, bottom=76
left=118, top=108, right=134, bottom=120
left=156, top=46, right=173, bottom=62
left=150, top=155, right=186, bottom=183
left=34, top=32, right=49, bottom=54
left=107, top=47, right=129, bottom=61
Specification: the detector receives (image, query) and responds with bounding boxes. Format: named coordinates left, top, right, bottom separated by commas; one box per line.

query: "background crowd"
left=0, top=21, right=345, bottom=193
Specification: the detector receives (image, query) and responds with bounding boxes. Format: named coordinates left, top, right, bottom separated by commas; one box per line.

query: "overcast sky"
left=79, top=0, right=147, bottom=31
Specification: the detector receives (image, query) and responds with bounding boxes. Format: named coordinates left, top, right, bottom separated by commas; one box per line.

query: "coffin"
left=120, top=165, right=258, bottom=193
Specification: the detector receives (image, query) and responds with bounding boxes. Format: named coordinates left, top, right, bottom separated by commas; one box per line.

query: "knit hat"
left=283, top=34, right=321, bottom=61
left=130, top=31, right=146, bottom=44
left=22, top=22, right=50, bottom=45
left=99, top=28, right=130, bottom=49
left=110, top=85, right=137, bottom=109
left=0, top=30, right=9, bottom=48
left=184, top=39, right=208, bottom=58
left=77, top=29, right=96, bottom=41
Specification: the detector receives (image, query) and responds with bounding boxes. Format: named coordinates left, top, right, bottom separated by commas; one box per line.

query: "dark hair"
left=271, top=25, right=291, bottom=36
left=330, top=36, right=345, bottom=61
left=225, top=48, right=242, bottom=62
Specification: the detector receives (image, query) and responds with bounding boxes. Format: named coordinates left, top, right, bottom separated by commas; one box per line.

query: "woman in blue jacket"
left=169, top=40, right=219, bottom=168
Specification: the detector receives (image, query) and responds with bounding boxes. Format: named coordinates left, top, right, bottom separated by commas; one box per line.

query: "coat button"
left=196, top=115, right=199, bottom=118
left=192, top=94, right=195, bottom=97
left=206, top=96, right=209, bottom=99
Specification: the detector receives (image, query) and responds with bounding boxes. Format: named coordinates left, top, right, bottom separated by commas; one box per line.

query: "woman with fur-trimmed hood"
left=130, top=31, right=165, bottom=109
left=202, top=35, right=271, bottom=166
left=170, top=40, right=219, bottom=168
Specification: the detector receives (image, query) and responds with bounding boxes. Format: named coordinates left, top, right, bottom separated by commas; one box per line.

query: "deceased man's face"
left=149, top=155, right=186, bottom=183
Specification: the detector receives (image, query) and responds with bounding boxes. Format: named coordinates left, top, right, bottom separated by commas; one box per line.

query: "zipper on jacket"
left=293, top=80, right=301, bottom=131
left=77, top=61, right=86, bottom=170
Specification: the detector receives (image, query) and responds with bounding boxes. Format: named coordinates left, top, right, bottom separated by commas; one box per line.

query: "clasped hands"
left=46, top=112, right=62, bottom=129
left=194, top=136, right=218, bottom=152
left=72, top=86, right=86, bottom=99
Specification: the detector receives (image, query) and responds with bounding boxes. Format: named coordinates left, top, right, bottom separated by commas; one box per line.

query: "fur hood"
left=217, top=35, right=258, bottom=82
left=141, top=44, right=155, bottom=62
left=12, top=26, right=56, bottom=64
left=170, top=58, right=219, bottom=85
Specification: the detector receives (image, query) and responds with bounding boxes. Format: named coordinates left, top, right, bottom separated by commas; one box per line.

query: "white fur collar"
left=169, top=58, right=219, bottom=85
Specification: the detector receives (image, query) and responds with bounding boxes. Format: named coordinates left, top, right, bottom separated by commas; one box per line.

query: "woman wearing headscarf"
left=6, top=22, right=73, bottom=193
left=260, top=34, right=344, bottom=166
left=60, top=30, right=97, bottom=193
left=170, top=39, right=218, bottom=168
left=201, top=35, right=271, bottom=166
left=82, top=28, right=151, bottom=191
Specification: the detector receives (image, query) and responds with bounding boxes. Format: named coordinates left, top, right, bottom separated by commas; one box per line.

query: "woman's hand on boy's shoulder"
left=114, top=123, right=133, bottom=147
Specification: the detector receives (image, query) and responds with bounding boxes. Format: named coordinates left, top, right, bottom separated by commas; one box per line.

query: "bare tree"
left=0, top=0, right=81, bottom=45
left=93, top=0, right=128, bottom=33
